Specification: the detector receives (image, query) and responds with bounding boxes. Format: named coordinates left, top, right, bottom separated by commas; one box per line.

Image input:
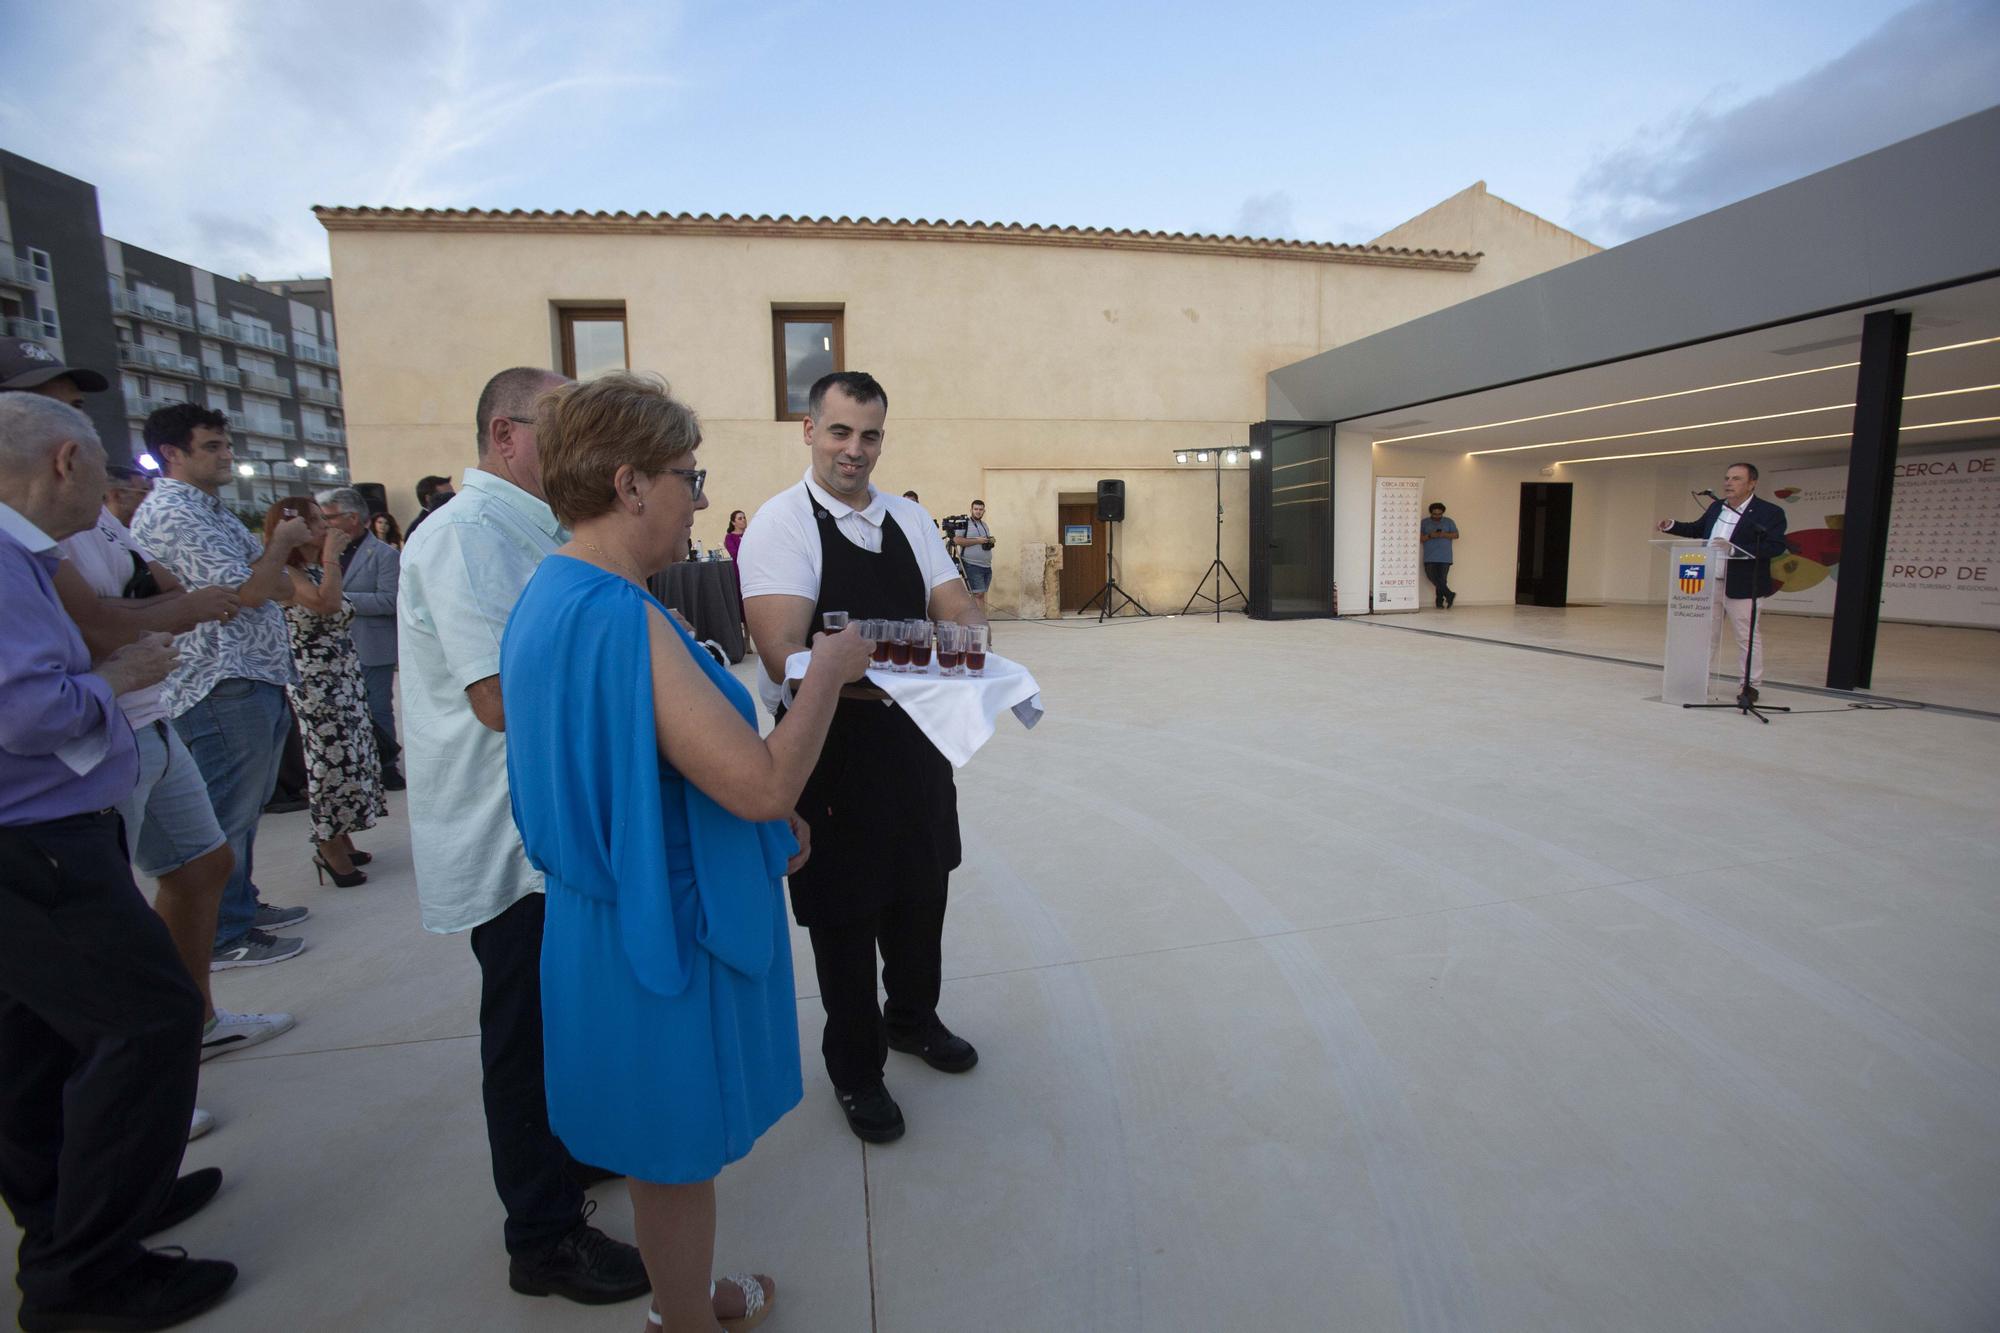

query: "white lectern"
left=1651, top=538, right=1751, bottom=705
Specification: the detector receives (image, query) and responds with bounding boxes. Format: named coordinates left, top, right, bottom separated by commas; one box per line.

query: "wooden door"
left=1057, top=502, right=1106, bottom=612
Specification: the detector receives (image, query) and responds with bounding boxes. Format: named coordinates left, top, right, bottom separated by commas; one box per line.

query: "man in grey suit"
left=317, top=487, right=405, bottom=790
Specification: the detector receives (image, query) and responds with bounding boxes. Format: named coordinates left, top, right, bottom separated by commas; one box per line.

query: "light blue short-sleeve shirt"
left=398, top=468, right=564, bottom=933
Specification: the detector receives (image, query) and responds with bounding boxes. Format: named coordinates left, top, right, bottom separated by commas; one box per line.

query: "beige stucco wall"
left=327, top=209, right=1589, bottom=612
left=1370, top=182, right=1602, bottom=291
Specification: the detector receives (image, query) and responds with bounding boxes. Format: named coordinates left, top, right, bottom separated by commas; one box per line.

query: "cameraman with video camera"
left=945, top=499, right=994, bottom=610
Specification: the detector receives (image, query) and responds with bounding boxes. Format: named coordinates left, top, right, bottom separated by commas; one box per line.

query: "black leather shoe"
left=886, top=1021, right=979, bottom=1073
left=1740, top=686, right=1760, bottom=704
left=835, top=1082, right=906, bottom=1143
left=508, top=1206, right=650, bottom=1305
left=18, top=1247, right=238, bottom=1332
left=142, top=1169, right=223, bottom=1239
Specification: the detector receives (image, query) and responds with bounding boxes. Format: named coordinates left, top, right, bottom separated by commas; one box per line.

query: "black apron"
left=784, top=493, right=960, bottom=928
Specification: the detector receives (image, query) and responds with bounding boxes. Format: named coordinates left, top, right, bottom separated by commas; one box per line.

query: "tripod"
left=1683, top=506, right=1791, bottom=723
left=1179, top=448, right=1246, bottom=621
left=1079, top=520, right=1150, bottom=621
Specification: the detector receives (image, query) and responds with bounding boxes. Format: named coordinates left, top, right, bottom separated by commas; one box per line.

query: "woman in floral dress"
left=261, top=498, right=387, bottom=885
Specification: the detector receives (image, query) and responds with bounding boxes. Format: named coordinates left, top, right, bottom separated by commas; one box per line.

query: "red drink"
left=965, top=649, right=986, bottom=674
left=888, top=640, right=912, bottom=667
left=871, top=640, right=892, bottom=665
left=937, top=649, right=962, bottom=672
left=911, top=642, right=932, bottom=668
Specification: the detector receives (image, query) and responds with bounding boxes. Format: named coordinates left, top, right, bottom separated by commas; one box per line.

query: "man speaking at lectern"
left=1656, top=462, right=1789, bottom=701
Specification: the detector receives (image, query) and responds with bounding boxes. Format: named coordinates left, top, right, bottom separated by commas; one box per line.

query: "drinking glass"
left=908, top=619, right=934, bottom=672
left=822, top=610, right=850, bottom=632
left=887, top=621, right=914, bottom=672
left=864, top=619, right=893, bottom=670
left=964, top=623, right=990, bottom=676
left=935, top=621, right=964, bottom=676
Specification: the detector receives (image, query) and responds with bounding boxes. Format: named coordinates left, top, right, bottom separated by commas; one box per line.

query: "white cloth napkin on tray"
left=784, top=649, right=1044, bottom=768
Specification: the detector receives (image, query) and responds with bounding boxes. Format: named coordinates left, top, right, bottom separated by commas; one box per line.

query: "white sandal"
left=644, top=1274, right=773, bottom=1331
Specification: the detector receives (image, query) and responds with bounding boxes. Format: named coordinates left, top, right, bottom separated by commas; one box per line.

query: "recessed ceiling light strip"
left=1554, top=415, right=2000, bottom=465
left=1373, top=334, right=2000, bottom=445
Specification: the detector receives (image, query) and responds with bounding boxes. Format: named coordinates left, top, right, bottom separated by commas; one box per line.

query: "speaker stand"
left=1078, top=520, right=1150, bottom=621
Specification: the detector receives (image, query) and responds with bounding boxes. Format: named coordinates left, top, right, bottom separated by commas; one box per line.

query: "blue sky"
left=1, top=0, right=1995, bottom=278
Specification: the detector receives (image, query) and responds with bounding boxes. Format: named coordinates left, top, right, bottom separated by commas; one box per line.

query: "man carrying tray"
left=739, top=371, right=988, bottom=1144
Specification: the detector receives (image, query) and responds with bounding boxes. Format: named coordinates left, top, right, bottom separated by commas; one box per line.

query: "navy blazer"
left=1667, top=495, right=1789, bottom=599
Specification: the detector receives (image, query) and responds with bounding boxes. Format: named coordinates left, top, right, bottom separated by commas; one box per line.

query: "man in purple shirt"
left=0, top=394, right=239, bottom=1329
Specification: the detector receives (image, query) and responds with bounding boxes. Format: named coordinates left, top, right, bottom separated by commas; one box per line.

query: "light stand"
left=1174, top=446, right=1254, bottom=621
left=1078, top=518, right=1149, bottom=621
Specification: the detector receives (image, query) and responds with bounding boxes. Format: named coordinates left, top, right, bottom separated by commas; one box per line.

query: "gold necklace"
left=574, top=539, right=642, bottom=584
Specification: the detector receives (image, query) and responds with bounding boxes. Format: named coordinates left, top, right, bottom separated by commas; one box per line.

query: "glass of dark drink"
left=822, top=610, right=849, bottom=632
left=864, top=619, right=893, bottom=669
left=887, top=622, right=914, bottom=671
left=908, top=619, right=934, bottom=672
left=964, top=623, right=989, bottom=676
left=935, top=622, right=964, bottom=675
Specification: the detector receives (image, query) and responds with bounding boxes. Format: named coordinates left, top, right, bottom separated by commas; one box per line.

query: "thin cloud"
left=1569, top=0, right=2000, bottom=244
left=0, top=0, right=683, bottom=277
left=1233, top=190, right=1297, bottom=240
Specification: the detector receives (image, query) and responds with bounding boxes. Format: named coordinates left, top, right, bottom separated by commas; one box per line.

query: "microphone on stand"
left=1696, top=489, right=1720, bottom=501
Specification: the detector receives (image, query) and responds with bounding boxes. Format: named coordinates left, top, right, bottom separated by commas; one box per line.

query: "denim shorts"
left=962, top=561, right=992, bottom=594
left=119, top=720, right=227, bottom=878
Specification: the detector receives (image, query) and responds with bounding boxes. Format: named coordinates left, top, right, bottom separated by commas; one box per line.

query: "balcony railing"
left=203, top=362, right=243, bottom=387
left=297, top=382, right=340, bottom=406
left=240, top=369, right=293, bottom=396
left=3, top=317, right=44, bottom=340
left=119, top=345, right=202, bottom=377
left=305, top=425, right=346, bottom=446
left=0, top=253, right=41, bottom=288
left=124, top=393, right=188, bottom=420
left=198, top=313, right=290, bottom=354
left=292, top=338, right=339, bottom=367
left=240, top=417, right=297, bottom=440
left=244, top=325, right=288, bottom=354
left=111, top=287, right=196, bottom=330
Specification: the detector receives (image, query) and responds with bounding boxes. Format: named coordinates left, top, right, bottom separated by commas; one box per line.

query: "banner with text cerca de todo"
left=1763, top=444, right=2000, bottom=628
left=1372, top=477, right=1426, bottom=612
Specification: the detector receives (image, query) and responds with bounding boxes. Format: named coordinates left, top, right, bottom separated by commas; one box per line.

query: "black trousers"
left=807, top=890, right=948, bottom=1091
left=467, top=892, right=584, bottom=1256
left=1424, top=561, right=1454, bottom=601
left=0, top=813, right=203, bottom=1306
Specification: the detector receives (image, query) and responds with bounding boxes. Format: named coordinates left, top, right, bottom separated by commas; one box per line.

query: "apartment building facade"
left=1, top=150, right=347, bottom=512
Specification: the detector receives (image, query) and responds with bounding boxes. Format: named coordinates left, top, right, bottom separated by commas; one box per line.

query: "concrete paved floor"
left=1372, top=602, right=2000, bottom=714
left=12, top=616, right=2000, bottom=1331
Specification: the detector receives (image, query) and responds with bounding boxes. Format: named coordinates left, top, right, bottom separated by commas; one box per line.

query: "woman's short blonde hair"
left=538, top=372, right=701, bottom=528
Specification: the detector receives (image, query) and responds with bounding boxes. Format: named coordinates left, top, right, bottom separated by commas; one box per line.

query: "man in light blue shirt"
left=399, top=366, right=646, bottom=1303
left=1421, top=501, right=1459, bottom=608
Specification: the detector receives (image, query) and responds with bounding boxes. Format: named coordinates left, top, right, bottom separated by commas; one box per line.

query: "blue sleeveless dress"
left=500, top=555, right=802, bottom=1182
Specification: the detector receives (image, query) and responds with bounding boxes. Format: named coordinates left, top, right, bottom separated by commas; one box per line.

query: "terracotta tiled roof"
left=312, top=207, right=1481, bottom=271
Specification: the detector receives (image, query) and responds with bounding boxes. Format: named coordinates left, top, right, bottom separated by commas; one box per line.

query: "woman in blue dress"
left=501, top=373, right=871, bottom=1332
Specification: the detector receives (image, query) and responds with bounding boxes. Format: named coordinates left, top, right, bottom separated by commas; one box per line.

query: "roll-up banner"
left=1372, top=476, right=1426, bottom=613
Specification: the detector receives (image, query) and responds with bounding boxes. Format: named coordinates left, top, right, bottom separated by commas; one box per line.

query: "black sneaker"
left=886, top=1020, right=979, bottom=1073
left=835, top=1081, right=906, bottom=1143
left=17, top=1247, right=237, bottom=1332
left=507, top=1203, right=650, bottom=1305
left=142, top=1169, right=223, bottom=1239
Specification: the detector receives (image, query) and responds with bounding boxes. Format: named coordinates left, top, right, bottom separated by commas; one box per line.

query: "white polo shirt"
left=55, top=508, right=171, bottom=729
left=737, top=469, right=963, bottom=712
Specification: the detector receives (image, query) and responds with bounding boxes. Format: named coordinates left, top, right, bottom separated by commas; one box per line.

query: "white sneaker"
left=201, top=1008, right=297, bottom=1062
left=189, top=1107, right=216, bottom=1141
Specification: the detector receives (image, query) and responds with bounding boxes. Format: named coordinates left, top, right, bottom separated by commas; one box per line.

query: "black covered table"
left=648, top=559, right=747, bottom=663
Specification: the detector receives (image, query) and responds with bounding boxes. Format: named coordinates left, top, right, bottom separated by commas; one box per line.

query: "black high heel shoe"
left=348, top=851, right=372, bottom=866
left=313, top=854, right=367, bottom=888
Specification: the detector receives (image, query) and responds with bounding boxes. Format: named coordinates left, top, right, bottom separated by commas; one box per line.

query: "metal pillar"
left=1826, top=309, right=1910, bottom=691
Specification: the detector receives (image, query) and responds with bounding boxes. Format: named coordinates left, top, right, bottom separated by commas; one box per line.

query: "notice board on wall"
left=1763, top=445, right=1999, bottom=628
left=1372, top=476, right=1426, bottom=613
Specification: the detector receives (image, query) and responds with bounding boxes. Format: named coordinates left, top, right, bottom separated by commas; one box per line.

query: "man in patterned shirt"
left=131, top=405, right=318, bottom=970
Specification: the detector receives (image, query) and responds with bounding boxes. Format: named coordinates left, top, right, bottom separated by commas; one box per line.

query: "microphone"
left=1696, top=489, right=1719, bottom=501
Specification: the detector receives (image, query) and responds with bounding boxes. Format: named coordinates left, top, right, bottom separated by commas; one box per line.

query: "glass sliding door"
left=1248, top=422, right=1334, bottom=618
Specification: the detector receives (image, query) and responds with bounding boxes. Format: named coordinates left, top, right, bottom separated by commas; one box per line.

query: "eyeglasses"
left=504, top=416, right=535, bottom=426
left=663, top=467, right=706, bottom=502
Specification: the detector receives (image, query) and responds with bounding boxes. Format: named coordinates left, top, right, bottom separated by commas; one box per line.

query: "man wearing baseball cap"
left=0, top=336, right=110, bottom=407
